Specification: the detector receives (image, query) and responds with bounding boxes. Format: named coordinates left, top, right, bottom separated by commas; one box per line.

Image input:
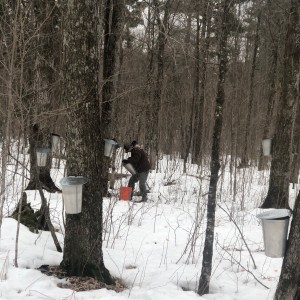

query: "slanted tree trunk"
left=26, top=124, right=60, bottom=193
left=274, top=192, right=300, bottom=299
left=26, top=0, right=61, bottom=193
left=198, top=0, right=232, bottom=295
left=61, top=0, right=113, bottom=283
left=261, top=0, right=300, bottom=209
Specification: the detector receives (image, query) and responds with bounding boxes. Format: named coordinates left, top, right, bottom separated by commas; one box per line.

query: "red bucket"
left=119, top=186, right=132, bottom=201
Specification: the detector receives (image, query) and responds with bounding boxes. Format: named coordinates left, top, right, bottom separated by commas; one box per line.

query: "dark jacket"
left=127, top=146, right=151, bottom=173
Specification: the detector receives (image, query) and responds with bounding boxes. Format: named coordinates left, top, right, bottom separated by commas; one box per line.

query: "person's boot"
left=129, top=187, right=134, bottom=201
left=140, top=196, right=147, bottom=202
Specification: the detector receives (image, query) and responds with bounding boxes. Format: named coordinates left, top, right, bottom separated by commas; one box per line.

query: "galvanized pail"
left=51, top=134, right=60, bottom=153
left=262, top=139, right=272, bottom=156
left=123, top=163, right=136, bottom=175
left=257, top=209, right=291, bottom=258
left=104, top=139, right=118, bottom=158
left=36, top=147, right=50, bottom=167
left=60, top=176, right=88, bottom=214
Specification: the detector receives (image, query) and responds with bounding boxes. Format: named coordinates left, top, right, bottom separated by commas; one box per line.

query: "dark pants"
left=128, top=171, right=149, bottom=198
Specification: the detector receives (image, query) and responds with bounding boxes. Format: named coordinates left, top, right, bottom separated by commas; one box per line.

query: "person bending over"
left=123, top=141, right=151, bottom=202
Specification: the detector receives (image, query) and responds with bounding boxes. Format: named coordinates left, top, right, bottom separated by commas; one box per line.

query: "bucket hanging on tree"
left=262, top=138, right=272, bottom=156
left=257, top=209, right=291, bottom=258
left=60, top=176, right=88, bottom=214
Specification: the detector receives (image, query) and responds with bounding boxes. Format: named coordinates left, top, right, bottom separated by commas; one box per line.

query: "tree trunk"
left=274, top=192, right=300, bottom=299
left=193, top=0, right=211, bottom=165
left=258, top=0, right=280, bottom=170
left=261, top=0, right=300, bottom=209
left=183, top=4, right=196, bottom=173
left=145, top=0, right=155, bottom=159
left=61, top=0, right=113, bottom=283
left=26, top=0, right=61, bottom=193
left=101, top=0, right=125, bottom=195
left=198, top=0, right=232, bottom=295
left=26, top=124, right=60, bottom=192
left=147, top=0, right=171, bottom=169
left=290, top=105, right=300, bottom=184
left=240, top=13, right=260, bottom=167
left=0, top=0, right=18, bottom=235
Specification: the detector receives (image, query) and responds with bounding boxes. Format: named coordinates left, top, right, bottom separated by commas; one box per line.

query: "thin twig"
left=217, top=241, right=269, bottom=289
left=218, top=203, right=257, bottom=269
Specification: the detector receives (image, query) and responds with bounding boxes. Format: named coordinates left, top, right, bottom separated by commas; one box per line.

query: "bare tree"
left=146, top=0, right=171, bottom=168
left=101, top=0, right=125, bottom=194
left=258, top=0, right=280, bottom=170
left=261, top=0, right=300, bottom=209
left=60, top=0, right=116, bottom=283
left=192, top=0, right=212, bottom=165
left=240, top=12, right=261, bottom=167
left=274, top=192, right=300, bottom=299
left=198, top=0, right=233, bottom=295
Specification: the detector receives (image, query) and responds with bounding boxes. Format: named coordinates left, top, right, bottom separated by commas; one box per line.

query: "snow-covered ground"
left=0, top=152, right=299, bottom=300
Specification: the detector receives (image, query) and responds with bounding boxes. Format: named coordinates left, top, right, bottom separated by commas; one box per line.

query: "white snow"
left=1, top=152, right=299, bottom=300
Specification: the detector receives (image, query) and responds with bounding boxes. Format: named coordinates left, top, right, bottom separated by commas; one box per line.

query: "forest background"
left=0, top=0, right=300, bottom=299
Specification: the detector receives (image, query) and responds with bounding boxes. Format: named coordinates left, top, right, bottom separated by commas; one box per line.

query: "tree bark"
left=274, top=192, right=300, bottom=299
left=261, top=0, right=300, bottom=209
left=193, top=0, right=211, bottom=165
left=240, top=13, right=260, bottom=167
left=198, top=0, right=232, bottom=295
left=147, top=0, right=171, bottom=169
left=26, top=124, right=60, bottom=193
left=258, top=0, right=280, bottom=170
left=61, top=0, right=113, bottom=283
left=101, top=0, right=125, bottom=195
left=26, top=0, right=61, bottom=193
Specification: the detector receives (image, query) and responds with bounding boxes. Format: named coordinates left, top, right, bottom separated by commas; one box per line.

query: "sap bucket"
left=36, top=147, right=50, bottom=167
left=257, top=209, right=291, bottom=258
left=60, top=176, right=88, bottom=214
left=119, top=186, right=132, bottom=201
left=104, top=139, right=118, bottom=158
left=51, top=134, right=60, bottom=153
left=262, top=138, right=272, bottom=156
left=123, top=163, right=136, bottom=175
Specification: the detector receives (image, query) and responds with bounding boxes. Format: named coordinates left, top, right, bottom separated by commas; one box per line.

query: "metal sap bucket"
left=60, top=176, right=88, bottom=214
left=51, top=134, right=60, bottom=153
left=104, top=139, right=118, bottom=158
left=257, top=209, right=291, bottom=258
left=36, top=147, right=50, bottom=167
left=123, top=163, right=136, bottom=175
left=262, top=138, right=272, bottom=156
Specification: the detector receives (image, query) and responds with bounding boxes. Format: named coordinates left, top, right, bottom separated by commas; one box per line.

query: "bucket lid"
left=257, top=209, right=291, bottom=220
left=104, top=139, right=118, bottom=145
left=36, top=147, right=50, bottom=153
left=60, top=176, right=88, bottom=186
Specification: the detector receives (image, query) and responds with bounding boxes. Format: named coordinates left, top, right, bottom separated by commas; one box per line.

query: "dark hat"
left=131, top=140, right=137, bottom=147
left=124, top=143, right=132, bottom=152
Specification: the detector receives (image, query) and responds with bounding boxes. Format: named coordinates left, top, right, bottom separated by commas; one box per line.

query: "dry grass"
left=38, top=265, right=126, bottom=292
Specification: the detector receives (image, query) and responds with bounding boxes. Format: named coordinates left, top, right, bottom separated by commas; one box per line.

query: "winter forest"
left=0, top=0, right=300, bottom=299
